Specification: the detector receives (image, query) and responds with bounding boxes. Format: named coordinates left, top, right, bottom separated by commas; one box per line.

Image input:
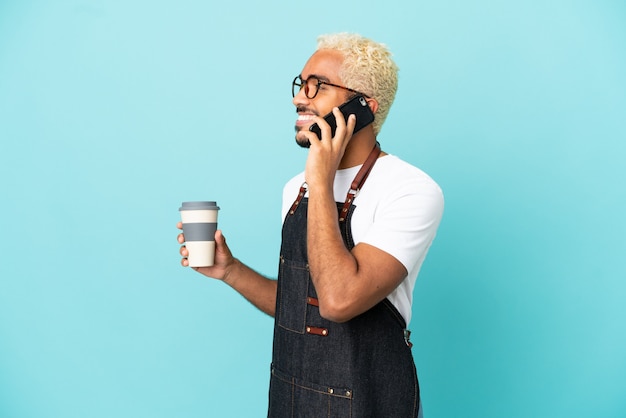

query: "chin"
left=295, top=137, right=311, bottom=148
left=294, top=127, right=311, bottom=148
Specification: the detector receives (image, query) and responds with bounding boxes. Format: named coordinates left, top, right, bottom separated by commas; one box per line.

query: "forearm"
left=307, top=187, right=359, bottom=318
left=222, top=259, right=277, bottom=317
left=306, top=184, right=409, bottom=323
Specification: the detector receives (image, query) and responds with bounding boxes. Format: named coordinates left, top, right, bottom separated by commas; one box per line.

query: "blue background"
left=1, top=0, right=625, bottom=417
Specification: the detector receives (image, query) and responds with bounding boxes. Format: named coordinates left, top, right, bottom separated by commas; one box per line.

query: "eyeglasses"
left=292, top=75, right=369, bottom=99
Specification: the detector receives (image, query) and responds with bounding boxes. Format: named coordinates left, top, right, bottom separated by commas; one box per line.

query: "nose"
left=292, top=85, right=310, bottom=108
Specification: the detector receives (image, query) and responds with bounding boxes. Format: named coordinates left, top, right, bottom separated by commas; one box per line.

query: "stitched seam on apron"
left=272, top=367, right=353, bottom=399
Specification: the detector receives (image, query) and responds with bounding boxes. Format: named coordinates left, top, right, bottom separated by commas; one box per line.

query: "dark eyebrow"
left=301, top=73, right=332, bottom=83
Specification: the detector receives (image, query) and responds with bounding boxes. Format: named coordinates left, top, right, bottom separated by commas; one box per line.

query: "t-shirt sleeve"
left=281, top=172, right=306, bottom=221
left=360, top=175, right=444, bottom=272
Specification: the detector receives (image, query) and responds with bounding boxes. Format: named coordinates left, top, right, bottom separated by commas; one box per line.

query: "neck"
left=338, top=128, right=382, bottom=169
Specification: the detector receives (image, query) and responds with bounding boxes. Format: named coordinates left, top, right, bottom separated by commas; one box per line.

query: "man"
left=178, top=33, right=443, bottom=417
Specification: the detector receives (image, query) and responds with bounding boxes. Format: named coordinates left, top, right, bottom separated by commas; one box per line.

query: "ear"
left=366, top=97, right=379, bottom=114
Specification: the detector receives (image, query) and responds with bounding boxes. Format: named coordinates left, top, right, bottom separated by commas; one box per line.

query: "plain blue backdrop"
left=1, top=0, right=625, bottom=417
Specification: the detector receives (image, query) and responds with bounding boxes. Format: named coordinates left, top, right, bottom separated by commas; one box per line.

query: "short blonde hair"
left=317, top=33, right=399, bottom=135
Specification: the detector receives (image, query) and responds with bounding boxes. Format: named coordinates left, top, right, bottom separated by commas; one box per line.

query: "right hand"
left=177, top=221, right=235, bottom=281
left=301, top=107, right=356, bottom=191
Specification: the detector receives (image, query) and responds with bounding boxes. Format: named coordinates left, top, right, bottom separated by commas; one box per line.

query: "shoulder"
left=283, top=171, right=306, bottom=195
left=281, top=171, right=306, bottom=220
left=367, top=155, right=444, bottom=206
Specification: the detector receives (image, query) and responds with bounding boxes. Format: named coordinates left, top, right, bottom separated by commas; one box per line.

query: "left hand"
left=298, top=107, right=357, bottom=190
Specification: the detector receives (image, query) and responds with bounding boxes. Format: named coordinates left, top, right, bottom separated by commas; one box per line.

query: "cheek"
left=321, top=93, right=350, bottom=113
left=316, top=102, right=336, bottom=117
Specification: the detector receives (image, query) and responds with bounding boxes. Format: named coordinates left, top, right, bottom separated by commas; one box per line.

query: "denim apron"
left=268, top=144, right=423, bottom=417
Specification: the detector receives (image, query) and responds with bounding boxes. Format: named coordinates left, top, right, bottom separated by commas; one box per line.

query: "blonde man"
left=178, top=33, right=443, bottom=417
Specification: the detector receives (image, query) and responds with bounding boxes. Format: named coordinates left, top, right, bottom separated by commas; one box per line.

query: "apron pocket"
left=276, top=257, right=310, bottom=334
left=270, top=366, right=353, bottom=418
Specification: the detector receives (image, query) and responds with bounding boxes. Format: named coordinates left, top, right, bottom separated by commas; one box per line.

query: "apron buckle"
left=404, top=329, right=413, bottom=348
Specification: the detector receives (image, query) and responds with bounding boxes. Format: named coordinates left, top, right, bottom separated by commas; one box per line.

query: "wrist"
left=306, top=179, right=334, bottom=197
left=222, top=258, right=241, bottom=286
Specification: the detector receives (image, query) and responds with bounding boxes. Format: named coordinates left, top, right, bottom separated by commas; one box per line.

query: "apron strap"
left=339, top=142, right=381, bottom=222
left=288, top=183, right=308, bottom=216
left=288, top=142, right=382, bottom=222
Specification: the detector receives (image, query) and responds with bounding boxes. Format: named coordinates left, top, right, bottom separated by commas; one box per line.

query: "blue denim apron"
left=268, top=144, right=423, bottom=417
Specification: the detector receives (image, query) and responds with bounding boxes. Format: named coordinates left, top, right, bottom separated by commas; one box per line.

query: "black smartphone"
left=309, top=95, right=375, bottom=138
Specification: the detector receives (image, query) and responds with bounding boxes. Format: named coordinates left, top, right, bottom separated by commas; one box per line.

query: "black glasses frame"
left=292, top=75, right=369, bottom=99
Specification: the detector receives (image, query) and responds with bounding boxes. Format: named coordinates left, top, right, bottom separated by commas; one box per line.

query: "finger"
left=214, top=230, right=233, bottom=258
left=176, top=221, right=183, bottom=230
left=341, top=114, right=357, bottom=149
left=179, top=245, right=188, bottom=257
left=333, top=108, right=355, bottom=144
left=177, top=233, right=185, bottom=244
left=311, top=112, right=334, bottom=143
left=332, top=106, right=346, bottom=136
left=181, top=257, right=189, bottom=267
left=346, top=113, right=356, bottom=135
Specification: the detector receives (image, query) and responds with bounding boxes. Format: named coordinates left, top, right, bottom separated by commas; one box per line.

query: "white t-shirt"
left=281, top=154, right=444, bottom=325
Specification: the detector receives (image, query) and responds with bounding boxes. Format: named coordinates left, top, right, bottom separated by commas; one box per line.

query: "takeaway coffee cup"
left=179, top=201, right=220, bottom=267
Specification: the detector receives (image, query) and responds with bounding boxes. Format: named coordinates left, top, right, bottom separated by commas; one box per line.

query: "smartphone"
left=309, top=95, right=375, bottom=138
